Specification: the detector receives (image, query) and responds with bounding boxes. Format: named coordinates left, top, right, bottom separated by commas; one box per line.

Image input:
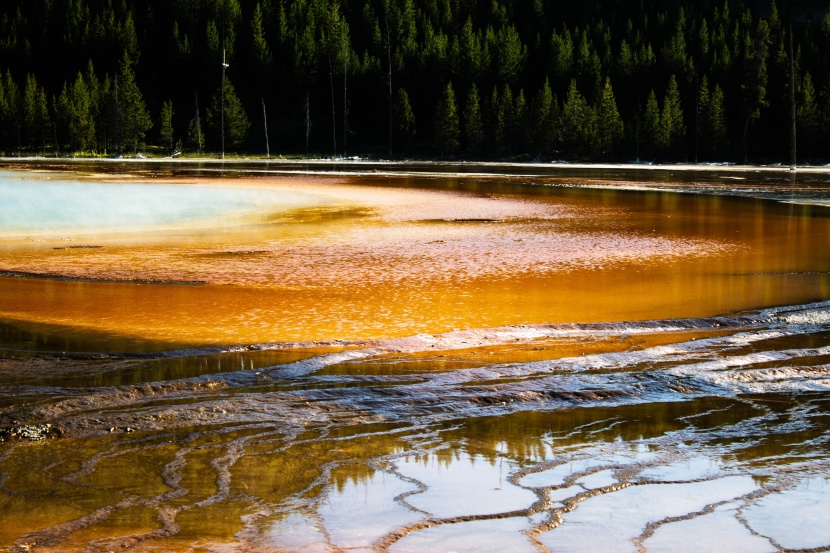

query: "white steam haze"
left=0, top=171, right=322, bottom=234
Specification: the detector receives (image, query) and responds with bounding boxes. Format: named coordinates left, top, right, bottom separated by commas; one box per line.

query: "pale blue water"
left=0, top=171, right=321, bottom=233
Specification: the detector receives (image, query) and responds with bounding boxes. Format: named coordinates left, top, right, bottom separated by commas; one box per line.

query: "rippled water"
left=1, top=161, right=830, bottom=552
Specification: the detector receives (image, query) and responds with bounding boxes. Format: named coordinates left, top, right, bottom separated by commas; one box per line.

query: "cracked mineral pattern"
left=1, top=162, right=830, bottom=552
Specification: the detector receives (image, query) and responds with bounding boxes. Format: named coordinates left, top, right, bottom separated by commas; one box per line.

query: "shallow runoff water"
left=1, top=160, right=830, bottom=553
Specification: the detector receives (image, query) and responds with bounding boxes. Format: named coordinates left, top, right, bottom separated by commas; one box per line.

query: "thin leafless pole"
left=789, top=24, right=797, bottom=171
left=262, top=98, right=270, bottom=158
left=386, top=16, right=392, bottom=157
left=343, top=35, right=349, bottom=157
left=221, top=49, right=229, bottom=159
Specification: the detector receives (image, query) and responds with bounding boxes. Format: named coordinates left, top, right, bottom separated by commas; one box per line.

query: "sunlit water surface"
left=1, top=163, right=830, bottom=552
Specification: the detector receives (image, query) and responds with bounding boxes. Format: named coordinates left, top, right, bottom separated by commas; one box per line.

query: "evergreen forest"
left=2, top=0, right=830, bottom=163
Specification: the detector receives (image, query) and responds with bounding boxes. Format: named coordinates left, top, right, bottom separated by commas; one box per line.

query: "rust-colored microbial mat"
left=2, top=163, right=830, bottom=553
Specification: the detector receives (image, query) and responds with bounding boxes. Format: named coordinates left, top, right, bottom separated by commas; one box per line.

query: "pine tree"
left=741, top=19, right=770, bottom=162
left=637, top=42, right=657, bottom=77
left=708, top=83, right=727, bottom=155
left=322, top=1, right=350, bottom=157
left=0, top=70, right=20, bottom=152
left=208, top=77, right=250, bottom=151
left=662, top=16, right=693, bottom=82
left=288, top=0, right=320, bottom=154
left=575, top=29, right=601, bottom=101
left=550, top=93, right=562, bottom=153
left=820, top=79, right=830, bottom=146
left=207, top=20, right=221, bottom=60
left=120, top=12, right=140, bottom=65
left=187, top=91, right=204, bottom=154
left=73, top=73, right=95, bottom=151
left=4, top=0, right=828, bottom=161
left=596, top=77, right=624, bottom=157
left=532, top=78, right=553, bottom=154
left=491, top=24, right=526, bottom=83
left=486, top=86, right=500, bottom=151
left=797, top=72, right=819, bottom=162
left=698, top=75, right=711, bottom=157
left=699, top=76, right=727, bottom=158
left=711, top=3, right=733, bottom=75
left=393, top=88, right=416, bottom=144
left=643, top=89, right=661, bottom=158
left=21, top=75, right=50, bottom=153
left=35, top=85, right=49, bottom=152
left=117, top=50, right=152, bottom=153
left=549, top=27, right=574, bottom=85
left=458, top=16, right=484, bottom=81
left=463, top=83, right=484, bottom=152
left=561, top=79, right=595, bottom=156
left=21, top=74, right=40, bottom=149
left=210, top=0, right=242, bottom=59
left=698, top=18, right=710, bottom=66
left=99, top=75, right=121, bottom=154
left=251, top=2, right=272, bottom=68
left=394, top=0, right=418, bottom=58
left=0, top=77, right=7, bottom=151
left=512, top=89, right=528, bottom=152
left=57, top=73, right=95, bottom=152
left=434, top=81, right=459, bottom=154
left=661, top=75, right=685, bottom=158
left=83, top=62, right=102, bottom=152
left=618, top=39, right=635, bottom=79
left=159, top=100, right=174, bottom=151
left=55, top=85, right=68, bottom=150
left=495, top=85, right=513, bottom=153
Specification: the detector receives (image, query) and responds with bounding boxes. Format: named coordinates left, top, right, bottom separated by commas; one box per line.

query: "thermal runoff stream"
left=1, top=160, right=829, bottom=552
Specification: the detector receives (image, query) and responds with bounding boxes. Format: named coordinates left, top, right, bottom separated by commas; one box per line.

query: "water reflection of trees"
left=230, top=423, right=410, bottom=505
left=438, top=397, right=760, bottom=464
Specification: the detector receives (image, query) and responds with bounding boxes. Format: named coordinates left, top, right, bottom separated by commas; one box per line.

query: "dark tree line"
left=2, top=0, right=830, bottom=162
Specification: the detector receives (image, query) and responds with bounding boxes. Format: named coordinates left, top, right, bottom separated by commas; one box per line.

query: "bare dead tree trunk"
left=329, top=55, right=337, bottom=157
left=262, top=98, right=270, bottom=158
left=790, top=24, right=797, bottom=171
left=194, top=90, right=201, bottom=155
left=386, top=16, right=392, bottom=157
left=343, top=35, right=349, bottom=157
left=305, top=88, right=311, bottom=157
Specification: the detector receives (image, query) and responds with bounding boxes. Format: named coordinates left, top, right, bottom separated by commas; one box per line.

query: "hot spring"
left=1, top=160, right=829, bottom=553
